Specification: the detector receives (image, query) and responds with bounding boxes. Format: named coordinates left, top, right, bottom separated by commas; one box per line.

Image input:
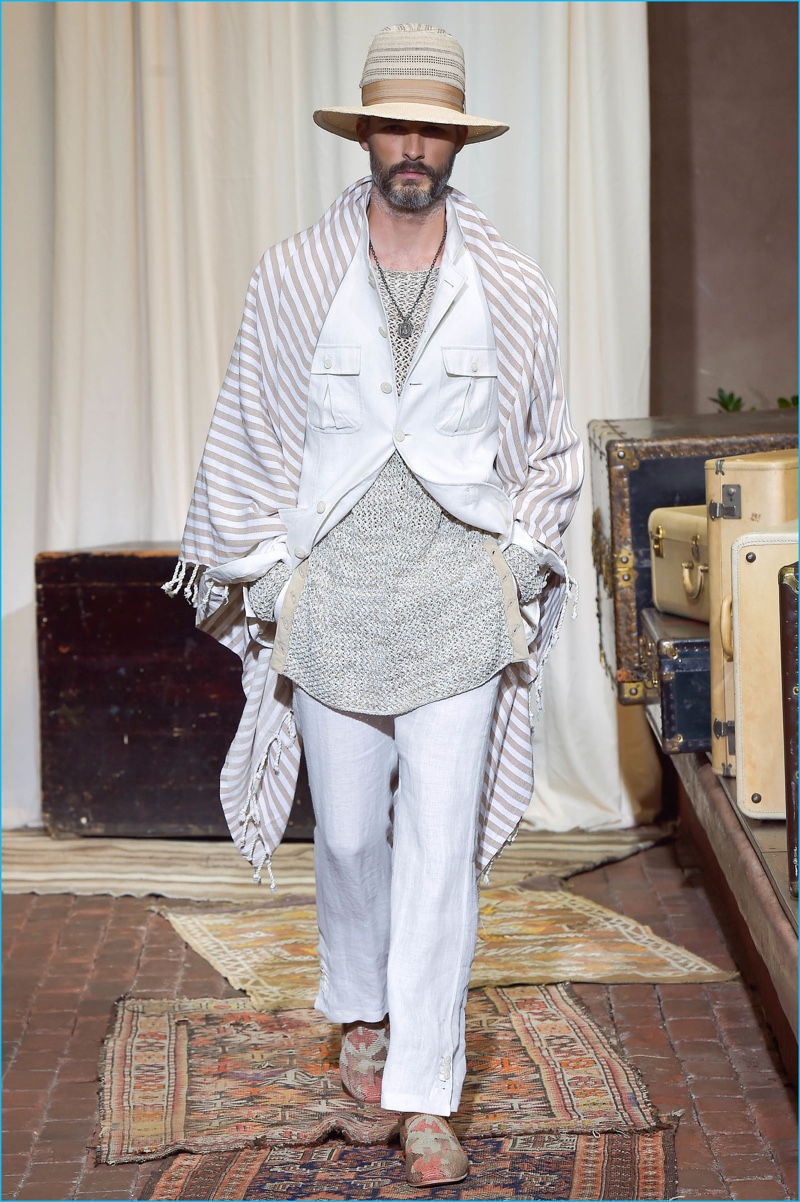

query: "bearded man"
left=167, top=23, right=583, bottom=1187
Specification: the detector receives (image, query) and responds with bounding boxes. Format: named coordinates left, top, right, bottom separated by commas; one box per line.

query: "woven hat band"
left=361, top=78, right=465, bottom=114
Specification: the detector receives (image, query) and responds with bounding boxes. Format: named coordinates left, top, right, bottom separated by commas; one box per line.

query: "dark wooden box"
left=35, top=544, right=313, bottom=839
left=779, top=562, right=798, bottom=895
left=589, top=411, right=798, bottom=704
left=640, top=607, right=711, bottom=755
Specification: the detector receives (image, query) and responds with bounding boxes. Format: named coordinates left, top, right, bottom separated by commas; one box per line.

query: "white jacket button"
left=380, top=381, right=393, bottom=394
left=323, top=355, right=332, bottom=369
left=395, top=429, right=406, bottom=443
left=316, top=501, right=326, bottom=513
left=379, top=326, right=387, bottom=338
left=471, top=359, right=479, bottom=372
left=295, top=546, right=308, bottom=559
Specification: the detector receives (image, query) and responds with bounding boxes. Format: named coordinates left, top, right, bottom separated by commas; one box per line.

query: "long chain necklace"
left=369, top=222, right=446, bottom=339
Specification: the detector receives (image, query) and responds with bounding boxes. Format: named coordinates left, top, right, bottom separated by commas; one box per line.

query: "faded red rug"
left=98, top=985, right=660, bottom=1165
left=139, top=1131, right=676, bottom=1200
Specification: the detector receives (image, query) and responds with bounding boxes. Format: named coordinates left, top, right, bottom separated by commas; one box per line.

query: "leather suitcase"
left=35, top=545, right=315, bottom=838
left=588, top=410, right=797, bottom=704
left=648, top=504, right=709, bottom=622
left=640, top=606, right=711, bottom=754
left=731, top=524, right=799, bottom=819
left=707, top=448, right=798, bottom=777
left=779, top=562, right=799, bottom=893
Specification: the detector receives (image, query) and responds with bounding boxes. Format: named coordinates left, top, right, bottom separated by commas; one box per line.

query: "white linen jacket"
left=167, top=178, right=583, bottom=887
left=266, top=196, right=558, bottom=666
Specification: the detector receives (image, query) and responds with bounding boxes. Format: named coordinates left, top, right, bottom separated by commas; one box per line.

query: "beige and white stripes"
left=168, top=177, right=583, bottom=886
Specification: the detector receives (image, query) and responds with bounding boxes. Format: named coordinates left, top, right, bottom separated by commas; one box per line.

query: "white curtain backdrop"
left=3, top=1, right=660, bottom=830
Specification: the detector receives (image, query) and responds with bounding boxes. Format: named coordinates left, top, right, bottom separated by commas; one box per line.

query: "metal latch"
left=713, top=718, right=736, bottom=754
left=651, top=525, right=665, bottom=557
left=708, top=484, right=741, bottom=520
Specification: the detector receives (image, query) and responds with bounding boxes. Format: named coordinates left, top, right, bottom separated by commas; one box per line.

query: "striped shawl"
left=169, top=178, right=583, bottom=887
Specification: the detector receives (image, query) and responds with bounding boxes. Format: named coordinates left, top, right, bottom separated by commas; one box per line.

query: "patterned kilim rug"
left=139, top=1131, right=677, bottom=1200
left=2, top=824, right=674, bottom=899
left=159, top=885, right=734, bottom=1012
left=98, top=985, right=661, bottom=1164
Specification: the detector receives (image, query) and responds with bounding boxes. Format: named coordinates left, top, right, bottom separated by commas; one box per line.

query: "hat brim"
left=313, top=103, right=508, bottom=146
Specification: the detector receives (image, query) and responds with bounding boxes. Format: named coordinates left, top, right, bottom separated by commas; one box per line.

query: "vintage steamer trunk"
left=36, top=545, right=314, bottom=838
left=707, top=449, right=798, bottom=778
left=640, top=607, right=711, bottom=755
left=589, top=411, right=797, bottom=705
left=648, top=504, right=709, bottom=622
left=779, top=563, right=799, bottom=895
left=731, top=524, right=799, bottom=819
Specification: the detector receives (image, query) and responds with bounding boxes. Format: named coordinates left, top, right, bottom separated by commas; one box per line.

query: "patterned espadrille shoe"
left=399, top=1113, right=469, bottom=1187
left=339, top=1023, right=389, bottom=1104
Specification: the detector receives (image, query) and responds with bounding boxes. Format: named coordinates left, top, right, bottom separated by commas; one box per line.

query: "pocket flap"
left=311, top=345, right=361, bottom=375
left=442, top=347, right=497, bottom=377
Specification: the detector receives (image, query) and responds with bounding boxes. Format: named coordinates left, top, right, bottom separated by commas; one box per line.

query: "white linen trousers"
left=293, top=673, right=501, bottom=1116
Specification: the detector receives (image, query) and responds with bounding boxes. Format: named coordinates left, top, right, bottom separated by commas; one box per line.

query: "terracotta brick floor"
left=2, top=829, right=797, bottom=1201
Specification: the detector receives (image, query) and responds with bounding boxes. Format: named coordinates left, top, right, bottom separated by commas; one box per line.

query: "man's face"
left=358, top=118, right=466, bottom=212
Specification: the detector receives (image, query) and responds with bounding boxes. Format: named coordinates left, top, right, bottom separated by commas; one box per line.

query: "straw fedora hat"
left=313, top=24, right=509, bottom=146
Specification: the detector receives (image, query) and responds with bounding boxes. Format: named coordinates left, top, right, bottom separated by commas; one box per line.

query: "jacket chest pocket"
left=436, top=347, right=498, bottom=435
left=308, top=345, right=363, bottom=432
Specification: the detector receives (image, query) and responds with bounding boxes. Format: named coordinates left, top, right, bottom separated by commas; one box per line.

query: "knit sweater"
left=249, top=265, right=548, bottom=714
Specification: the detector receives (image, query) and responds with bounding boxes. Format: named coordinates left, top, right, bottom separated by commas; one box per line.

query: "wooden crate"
left=35, top=544, right=314, bottom=838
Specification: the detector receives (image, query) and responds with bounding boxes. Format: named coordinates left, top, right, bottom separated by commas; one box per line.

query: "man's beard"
left=369, top=146, right=456, bottom=211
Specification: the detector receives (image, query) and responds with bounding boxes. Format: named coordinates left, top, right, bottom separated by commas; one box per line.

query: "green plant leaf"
left=709, top=388, right=745, bottom=412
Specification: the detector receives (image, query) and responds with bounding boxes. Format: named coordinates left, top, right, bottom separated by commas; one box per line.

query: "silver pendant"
left=398, top=318, right=414, bottom=339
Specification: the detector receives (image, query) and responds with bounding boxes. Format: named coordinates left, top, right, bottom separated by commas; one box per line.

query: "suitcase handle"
left=681, top=560, right=707, bottom=601
left=720, top=593, right=734, bottom=661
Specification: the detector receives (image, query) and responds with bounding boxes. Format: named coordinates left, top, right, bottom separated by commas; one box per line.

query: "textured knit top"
left=249, top=264, right=548, bottom=715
